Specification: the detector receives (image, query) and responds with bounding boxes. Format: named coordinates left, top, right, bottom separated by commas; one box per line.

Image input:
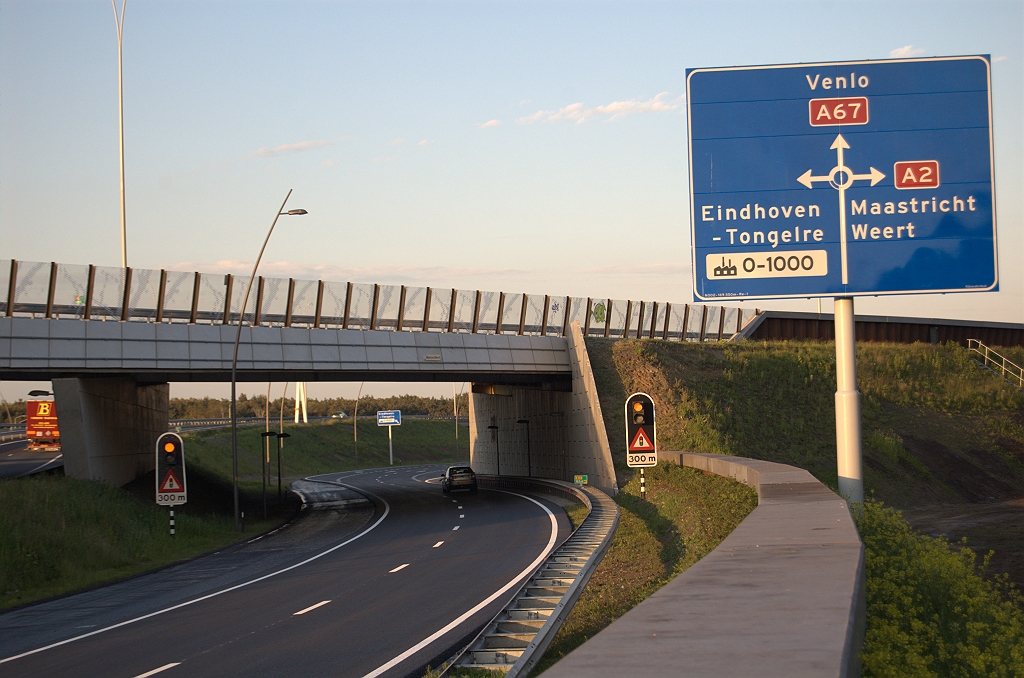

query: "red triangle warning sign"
left=629, top=428, right=654, bottom=452
left=159, top=469, right=183, bottom=492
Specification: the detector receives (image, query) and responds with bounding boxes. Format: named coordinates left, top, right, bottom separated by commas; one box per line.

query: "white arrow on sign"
left=796, top=135, right=886, bottom=284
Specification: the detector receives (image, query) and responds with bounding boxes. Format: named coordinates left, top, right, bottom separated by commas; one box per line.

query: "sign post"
left=377, top=410, right=401, bottom=465
left=687, top=56, right=997, bottom=504
left=625, top=393, right=657, bottom=500
left=155, top=432, right=187, bottom=536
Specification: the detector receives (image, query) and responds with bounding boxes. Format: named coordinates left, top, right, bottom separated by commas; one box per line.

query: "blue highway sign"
left=377, top=410, right=401, bottom=426
left=687, top=56, right=997, bottom=300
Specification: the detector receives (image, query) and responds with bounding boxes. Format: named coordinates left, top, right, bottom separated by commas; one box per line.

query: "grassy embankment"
left=1, top=418, right=468, bottom=610
left=557, top=338, right=1024, bottom=676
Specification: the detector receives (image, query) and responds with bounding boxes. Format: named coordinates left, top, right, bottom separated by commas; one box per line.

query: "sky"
left=1, top=0, right=1021, bottom=400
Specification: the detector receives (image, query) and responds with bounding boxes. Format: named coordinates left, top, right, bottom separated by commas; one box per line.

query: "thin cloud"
left=575, top=262, right=690, bottom=276
left=993, top=56, right=1007, bottom=62
left=320, top=159, right=340, bottom=168
left=518, top=92, right=682, bottom=125
left=250, top=139, right=334, bottom=158
left=889, top=45, right=926, bottom=58
left=167, top=260, right=527, bottom=286
left=390, top=138, right=406, bottom=146
left=479, top=119, right=502, bottom=128
left=417, top=139, right=435, bottom=146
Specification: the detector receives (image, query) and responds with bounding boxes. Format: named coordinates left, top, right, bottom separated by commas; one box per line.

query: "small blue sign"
left=687, top=56, right=997, bottom=300
left=377, top=410, right=401, bottom=426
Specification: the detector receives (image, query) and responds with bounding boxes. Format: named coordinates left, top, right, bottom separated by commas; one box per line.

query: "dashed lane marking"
left=133, top=663, right=181, bottom=677
left=432, top=541, right=444, bottom=548
left=460, top=515, right=464, bottom=518
left=389, top=564, right=410, bottom=573
left=293, top=600, right=331, bottom=616
left=452, top=526, right=459, bottom=531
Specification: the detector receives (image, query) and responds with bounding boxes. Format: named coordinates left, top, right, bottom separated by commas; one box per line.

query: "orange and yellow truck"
left=26, top=400, right=61, bottom=452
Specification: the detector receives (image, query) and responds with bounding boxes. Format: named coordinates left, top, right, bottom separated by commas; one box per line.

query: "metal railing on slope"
left=967, top=339, right=1024, bottom=389
left=446, top=477, right=619, bottom=676
left=1, top=258, right=757, bottom=343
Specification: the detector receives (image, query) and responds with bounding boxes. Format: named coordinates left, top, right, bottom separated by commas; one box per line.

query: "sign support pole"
left=388, top=425, right=393, bottom=466
left=640, top=468, right=646, bottom=500
left=834, top=297, right=863, bottom=504
left=169, top=509, right=175, bottom=537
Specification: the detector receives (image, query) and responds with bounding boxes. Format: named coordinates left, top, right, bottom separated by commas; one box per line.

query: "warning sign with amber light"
left=155, top=432, right=187, bottom=506
left=625, top=393, right=657, bottom=468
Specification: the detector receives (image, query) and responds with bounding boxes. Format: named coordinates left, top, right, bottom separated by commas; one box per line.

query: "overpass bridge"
left=0, top=258, right=757, bottom=489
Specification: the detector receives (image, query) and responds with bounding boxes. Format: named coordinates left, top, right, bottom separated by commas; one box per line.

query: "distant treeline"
left=168, top=393, right=469, bottom=421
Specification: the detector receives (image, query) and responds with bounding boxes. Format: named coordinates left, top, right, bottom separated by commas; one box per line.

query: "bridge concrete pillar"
left=52, top=377, right=169, bottom=487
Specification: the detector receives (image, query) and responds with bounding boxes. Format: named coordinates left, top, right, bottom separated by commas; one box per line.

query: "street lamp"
left=231, top=190, right=307, bottom=531
left=111, top=0, right=128, bottom=268
left=276, top=432, right=291, bottom=501
left=516, top=419, right=531, bottom=477
left=487, top=425, right=500, bottom=476
left=260, top=431, right=275, bottom=519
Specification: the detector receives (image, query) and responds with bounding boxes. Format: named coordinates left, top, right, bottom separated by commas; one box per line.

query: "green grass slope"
left=583, top=337, right=1024, bottom=676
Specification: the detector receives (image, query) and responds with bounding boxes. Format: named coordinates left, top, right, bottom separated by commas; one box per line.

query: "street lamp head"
left=28, top=390, right=53, bottom=397
left=283, top=209, right=308, bottom=215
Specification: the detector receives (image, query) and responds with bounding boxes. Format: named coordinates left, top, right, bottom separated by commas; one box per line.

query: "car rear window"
left=451, top=467, right=474, bottom=474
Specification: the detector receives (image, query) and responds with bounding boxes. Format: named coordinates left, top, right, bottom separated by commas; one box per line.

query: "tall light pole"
left=231, top=190, right=307, bottom=531
left=111, top=0, right=128, bottom=268
left=354, top=381, right=363, bottom=462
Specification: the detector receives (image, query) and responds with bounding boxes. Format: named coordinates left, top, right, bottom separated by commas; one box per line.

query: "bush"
left=856, top=499, right=1024, bottom=677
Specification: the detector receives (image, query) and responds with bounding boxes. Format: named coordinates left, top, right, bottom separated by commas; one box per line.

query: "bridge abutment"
left=469, top=323, right=617, bottom=495
left=52, top=377, right=168, bottom=487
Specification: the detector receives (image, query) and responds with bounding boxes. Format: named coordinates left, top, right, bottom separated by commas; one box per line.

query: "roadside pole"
left=834, top=298, right=863, bottom=504
left=388, top=425, right=393, bottom=466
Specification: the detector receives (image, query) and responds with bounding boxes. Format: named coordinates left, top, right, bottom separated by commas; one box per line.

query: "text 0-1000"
left=705, top=249, right=828, bottom=280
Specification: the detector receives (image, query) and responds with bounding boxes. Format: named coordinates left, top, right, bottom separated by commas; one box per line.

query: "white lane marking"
left=133, top=663, right=180, bottom=677
left=293, top=600, right=331, bottom=615
left=389, top=564, right=409, bottom=573
left=23, top=453, right=62, bottom=476
left=361, top=490, right=559, bottom=678
left=458, top=506, right=462, bottom=509
left=459, top=514, right=464, bottom=518
left=452, top=526, right=459, bottom=531
left=0, top=484, right=390, bottom=665
left=432, top=541, right=444, bottom=548
left=451, top=500, right=457, bottom=503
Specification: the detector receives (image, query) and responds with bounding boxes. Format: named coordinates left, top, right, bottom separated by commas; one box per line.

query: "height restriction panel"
left=687, top=56, right=997, bottom=300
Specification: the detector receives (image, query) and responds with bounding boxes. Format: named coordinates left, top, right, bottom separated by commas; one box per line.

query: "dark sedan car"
left=441, top=465, right=477, bottom=493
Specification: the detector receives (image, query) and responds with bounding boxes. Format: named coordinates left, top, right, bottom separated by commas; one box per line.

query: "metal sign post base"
left=834, top=297, right=863, bottom=504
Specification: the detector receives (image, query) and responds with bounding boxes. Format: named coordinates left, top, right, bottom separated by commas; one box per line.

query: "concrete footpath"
left=543, top=453, right=865, bottom=678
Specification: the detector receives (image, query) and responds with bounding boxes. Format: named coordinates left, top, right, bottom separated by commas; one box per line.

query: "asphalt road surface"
left=0, top=439, right=62, bottom=479
left=0, top=464, right=571, bottom=677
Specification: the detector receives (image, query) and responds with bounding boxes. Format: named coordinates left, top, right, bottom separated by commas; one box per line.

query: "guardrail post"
left=155, top=269, right=167, bottom=322
left=369, top=283, right=380, bottom=330
left=222, top=274, right=234, bottom=324
left=422, top=287, right=432, bottom=331
left=681, top=304, right=690, bottom=341
left=583, top=298, right=592, bottom=336
left=518, top=293, right=528, bottom=335
left=284, top=278, right=295, bottom=327
left=663, top=302, right=672, bottom=340
left=342, top=282, right=353, bottom=329
left=84, top=265, right=95, bottom=320
left=495, top=292, right=505, bottom=334
left=189, top=272, right=200, bottom=324
left=562, top=295, right=572, bottom=337
left=649, top=301, right=658, bottom=338
left=623, top=300, right=633, bottom=338
left=471, top=290, right=481, bottom=333
left=120, top=267, right=133, bottom=321
left=448, top=289, right=457, bottom=332
left=541, top=295, right=550, bottom=336
left=253, top=276, right=265, bottom=326
left=604, top=300, right=612, bottom=337
left=397, top=285, right=407, bottom=331
left=313, top=280, right=325, bottom=328
left=4, top=260, right=15, bottom=317
left=717, top=305, right=726, bottom=341
left=699, top=305, right=708, bottom=342
left=45, top=262, right=58, bottom=319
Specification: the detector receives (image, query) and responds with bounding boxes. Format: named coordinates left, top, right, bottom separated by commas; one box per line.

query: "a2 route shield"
left=625, top=393, right=657, bottom=468
left=155, top=432, right=187, bottom=506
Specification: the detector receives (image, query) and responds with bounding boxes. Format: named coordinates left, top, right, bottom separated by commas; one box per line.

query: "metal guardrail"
left=0, top=431, right=26, bottom=443
left=446, top=477, right=619, bottom=676
left=967, top=339, right=1024, bottom=389
left=1, top=258, right=756, bottom=343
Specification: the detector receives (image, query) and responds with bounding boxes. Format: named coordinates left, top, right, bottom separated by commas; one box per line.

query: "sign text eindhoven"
left=155, top=432, right=187, bottom=506
left=687, top=56, right=997, bottom=300
left=625, top=393, right=657, bottom=468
